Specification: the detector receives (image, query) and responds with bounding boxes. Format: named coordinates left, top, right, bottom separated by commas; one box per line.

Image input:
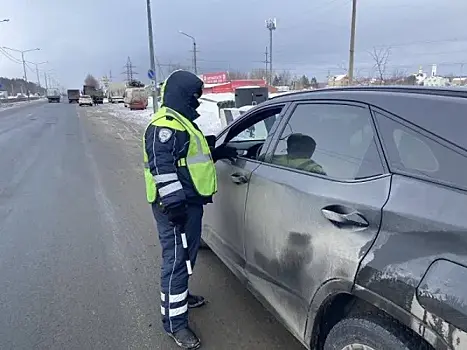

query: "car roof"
left=265, top=86, right=467, bottom=151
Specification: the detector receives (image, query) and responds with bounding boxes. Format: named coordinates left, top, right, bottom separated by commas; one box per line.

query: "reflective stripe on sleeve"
left=159, top=181, right=183, bottom=197
left=154, top=173, right=178, bottom=183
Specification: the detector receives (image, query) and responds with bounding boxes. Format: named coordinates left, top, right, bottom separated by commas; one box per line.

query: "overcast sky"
left=1, top=0, right=466, bottom=88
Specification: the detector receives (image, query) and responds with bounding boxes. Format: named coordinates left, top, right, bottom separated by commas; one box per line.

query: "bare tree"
left=249, top=69, right=268, bottom=80
left=228, top=71, right=248, bottom=80
left=84, top=74, right=99, bottom=88
left=369, top=47, right=391, bottom=84
left=277, top=70, right=292, bottom=86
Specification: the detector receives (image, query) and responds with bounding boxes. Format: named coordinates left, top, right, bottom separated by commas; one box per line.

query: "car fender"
left=352, top=284, right=449, bottom=350
left=303, top=279, right=449, bottom=350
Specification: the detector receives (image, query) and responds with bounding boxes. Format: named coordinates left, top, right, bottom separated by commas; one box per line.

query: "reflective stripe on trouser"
left=152, top=202, right=204, bottom=333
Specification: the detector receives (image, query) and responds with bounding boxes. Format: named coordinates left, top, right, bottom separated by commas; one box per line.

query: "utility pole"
left=146, top=0, right=159, bottom=113
left=27, top=61, right=47, bottom=88
left=44, top=72, right=48, bottom=90
left=265, top=18, right=277, bottom=86
left=179, top=31, right=198, bottom=75
left=263, top=46, right=269, bottom=76
left=2, top=46, right=41, bottom=101
left=348, top=0, right=357, bottom=85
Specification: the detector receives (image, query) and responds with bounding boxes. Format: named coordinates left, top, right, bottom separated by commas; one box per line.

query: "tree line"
left=0, top=77, right=46, bottom=96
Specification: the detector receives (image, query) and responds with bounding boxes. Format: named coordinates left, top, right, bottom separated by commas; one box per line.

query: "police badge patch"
left=158, top=128, right=173, bottom=143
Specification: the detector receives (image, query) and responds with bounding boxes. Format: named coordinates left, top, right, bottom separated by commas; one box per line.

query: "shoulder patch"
left=158, top=128, right=173, bottom=143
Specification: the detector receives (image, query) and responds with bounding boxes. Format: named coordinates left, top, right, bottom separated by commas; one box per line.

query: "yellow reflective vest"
left=143, top=106, right=217, bottom=203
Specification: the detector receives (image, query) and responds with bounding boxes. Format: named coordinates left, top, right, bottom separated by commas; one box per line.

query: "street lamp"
left=0, top=19, right=9, bottom=23
left=179, top=31, right=197, bottom=75
left=2, top=46, right=41, bottom=101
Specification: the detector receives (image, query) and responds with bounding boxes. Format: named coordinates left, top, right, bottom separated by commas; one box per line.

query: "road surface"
left=0, top=101, right=305, bottom=350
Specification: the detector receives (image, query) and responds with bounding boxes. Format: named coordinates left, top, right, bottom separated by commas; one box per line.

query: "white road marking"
left=117, top=132, right=125, bottom=140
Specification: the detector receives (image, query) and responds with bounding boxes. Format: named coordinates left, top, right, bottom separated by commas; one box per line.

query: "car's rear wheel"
left=324, top=317, right=423, bottom=350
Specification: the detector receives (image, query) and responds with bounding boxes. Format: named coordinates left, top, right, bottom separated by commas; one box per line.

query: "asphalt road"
left=0, top=101, right=305, bottom=350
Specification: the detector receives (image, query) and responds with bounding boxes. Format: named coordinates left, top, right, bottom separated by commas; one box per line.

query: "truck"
left=107, top=82, right=126, bottom=103
left=46, top=88, right=61, bottom=103
left=83, top=85, right=104, bottom=105
left=67, top=89, right=80, bottom=103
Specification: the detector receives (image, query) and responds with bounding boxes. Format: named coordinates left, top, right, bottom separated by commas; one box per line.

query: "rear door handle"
left=321, top=206, right=369, bottom=229
left=230, top=173, right=248, bottom=185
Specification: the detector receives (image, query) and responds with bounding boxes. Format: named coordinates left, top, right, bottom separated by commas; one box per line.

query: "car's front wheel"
left=324, top=317, right=425, bottom=350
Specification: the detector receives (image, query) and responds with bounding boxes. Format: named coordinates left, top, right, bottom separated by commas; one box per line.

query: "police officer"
left=273, top=133, right=326, bottom=174
left=143, top=70, right=236, bottom=349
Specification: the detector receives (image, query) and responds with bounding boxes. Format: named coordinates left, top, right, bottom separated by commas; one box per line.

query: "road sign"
left=150, top=86, right=156, bottom=92
left=150, top=80, right=156, bottom=86
left=147, top=69, right=155, bottom=80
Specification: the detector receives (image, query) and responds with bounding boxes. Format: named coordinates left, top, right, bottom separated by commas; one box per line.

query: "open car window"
left=225, top=106, right=284, bottom=144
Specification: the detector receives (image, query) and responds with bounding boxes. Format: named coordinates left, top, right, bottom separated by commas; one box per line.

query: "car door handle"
left=230, top=173, right=248, bottom=185
left=321, top=206, right=369, bottom=229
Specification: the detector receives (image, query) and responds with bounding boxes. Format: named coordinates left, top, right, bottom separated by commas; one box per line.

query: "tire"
left=324, top=317, right=424, bottom=350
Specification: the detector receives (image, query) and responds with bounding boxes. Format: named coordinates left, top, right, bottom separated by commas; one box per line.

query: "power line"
left=0, top=48, right=22, bottom=64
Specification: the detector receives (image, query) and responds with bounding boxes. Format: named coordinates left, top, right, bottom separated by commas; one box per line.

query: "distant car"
left=203, top=86, right=467, bottom=350
left=79, top=95, right=93, bottom=107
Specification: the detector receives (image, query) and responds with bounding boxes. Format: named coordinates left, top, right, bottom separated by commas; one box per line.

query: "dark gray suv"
left=202, top=86, right=467, bottom=350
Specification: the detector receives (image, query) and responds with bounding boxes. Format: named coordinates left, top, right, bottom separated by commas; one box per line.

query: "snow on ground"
left=99, top=97, right=223, bottom=135
left=0, top=98, right=46, bottom=110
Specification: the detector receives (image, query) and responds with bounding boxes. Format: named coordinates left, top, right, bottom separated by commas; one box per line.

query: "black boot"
left=187, top=294, right=206, bottom=309
left=168, top=327, right=200, bottom=349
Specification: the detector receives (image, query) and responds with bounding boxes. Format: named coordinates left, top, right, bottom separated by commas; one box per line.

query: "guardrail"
left=0, top=96, right=42, bottom=104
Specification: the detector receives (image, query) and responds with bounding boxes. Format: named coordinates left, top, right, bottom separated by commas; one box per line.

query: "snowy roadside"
left=95, top=96, right=223, bottom=136
left=0, top=98, right=46, bottom=110
left=93, top=91, right=296, bottom=137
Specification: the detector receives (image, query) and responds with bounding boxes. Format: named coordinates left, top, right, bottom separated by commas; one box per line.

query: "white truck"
left=107, top=82, right=126, bottom=103
left=46, top=88, right=61, bottom=103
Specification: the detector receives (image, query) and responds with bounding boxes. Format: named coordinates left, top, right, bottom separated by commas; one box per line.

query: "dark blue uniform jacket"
left=144, top=71, right=212, bottom=209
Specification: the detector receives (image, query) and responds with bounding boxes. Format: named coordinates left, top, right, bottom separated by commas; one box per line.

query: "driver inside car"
left=272, top=133, right=326, bottom=175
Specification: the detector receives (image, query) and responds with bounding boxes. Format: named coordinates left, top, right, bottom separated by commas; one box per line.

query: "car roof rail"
left=268, top=85, right=467, bottom=100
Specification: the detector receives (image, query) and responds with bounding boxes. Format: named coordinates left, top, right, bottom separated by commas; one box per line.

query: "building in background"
left=328, top=74, right=349, bottom=87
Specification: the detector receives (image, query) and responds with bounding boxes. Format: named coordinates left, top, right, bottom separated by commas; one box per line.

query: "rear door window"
left=374, top=110, right=467, bottom=189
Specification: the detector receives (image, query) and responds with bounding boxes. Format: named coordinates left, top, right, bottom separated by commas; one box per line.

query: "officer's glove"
left=212, top=144, right=238, bottom=163
left=165, top=203, right=188, bottom=226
